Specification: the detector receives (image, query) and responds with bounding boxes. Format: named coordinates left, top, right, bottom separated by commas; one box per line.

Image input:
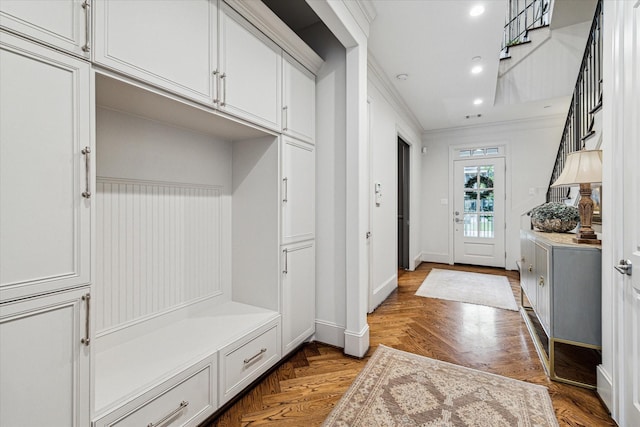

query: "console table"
left=519, top=229, right=602, bottom=388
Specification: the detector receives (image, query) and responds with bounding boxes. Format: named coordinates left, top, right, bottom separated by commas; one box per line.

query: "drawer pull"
left=147, top=400, right=189, bottom=427
left=244, top=348, right=267, bottom=365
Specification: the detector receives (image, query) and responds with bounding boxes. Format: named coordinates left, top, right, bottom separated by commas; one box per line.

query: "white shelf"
left=94, top=301, right=279, bottom=415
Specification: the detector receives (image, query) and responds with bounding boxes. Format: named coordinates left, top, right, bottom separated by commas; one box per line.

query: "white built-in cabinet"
left=0, top=31, right=92, bottom=426
left=94, top=0, right=282, bottom=132
left=1, top=1, right=320, bottom=425
left=283, top=54, right=316, bottom=143
left=93, top=0, right=216, bottom=104
left=218, top=2, right=281, bottom=130
left=0, top=287, right=91, bottom=427
left=281, top=135, right=316, bottom=355
left=0, top=0, right=91, bottom=58
left=282, top=241, right=316, bottom=355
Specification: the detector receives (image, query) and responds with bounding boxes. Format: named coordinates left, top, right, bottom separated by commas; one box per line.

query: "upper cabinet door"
left=283, top=54, right=315, bottom=144
left=0, top=32, right=92, bottom=302
left=0, top=0, right=91, bottom=58
left=219, top=3, right=281, bottom=131
left=93, top=0, right=216, bottom=104
left=281, top=137, right=315, bottom=244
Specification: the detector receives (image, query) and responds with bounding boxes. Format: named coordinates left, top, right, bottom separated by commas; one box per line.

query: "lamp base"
left=573, top=236, right=601, bottom=245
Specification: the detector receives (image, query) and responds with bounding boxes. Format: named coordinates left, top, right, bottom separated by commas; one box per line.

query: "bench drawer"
left=94, top=358, right=216, bottom=427
left=219, top=320, right=280, bottom=404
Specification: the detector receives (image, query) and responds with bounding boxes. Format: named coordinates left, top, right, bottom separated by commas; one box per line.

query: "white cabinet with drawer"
left=218, top=319, right=281, bottom=405
left=93, top=356, right=217, bottom=427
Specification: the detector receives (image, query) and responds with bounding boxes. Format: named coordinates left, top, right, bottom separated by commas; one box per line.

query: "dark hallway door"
left=398, top=138, right=410, bottom=269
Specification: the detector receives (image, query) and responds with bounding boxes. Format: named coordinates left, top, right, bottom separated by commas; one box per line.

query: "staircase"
left=496, top=0, right=599, bottom=106
left=546, top=0, right=603, bottom=204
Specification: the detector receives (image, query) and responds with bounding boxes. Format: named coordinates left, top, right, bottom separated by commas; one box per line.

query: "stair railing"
left=546, top=0, right=603, bottom=203
left=501, top=0, right=551, bottom=57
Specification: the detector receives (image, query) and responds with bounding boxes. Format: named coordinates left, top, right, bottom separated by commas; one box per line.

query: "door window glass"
left=463, top=165, right=495, bottom=238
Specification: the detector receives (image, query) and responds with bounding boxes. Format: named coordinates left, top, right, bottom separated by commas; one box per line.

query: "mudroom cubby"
left=92, top=73, right=282, bottom=424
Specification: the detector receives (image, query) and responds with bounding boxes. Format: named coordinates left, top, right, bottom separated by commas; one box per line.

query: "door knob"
left=614, top=259, right=632, bottom=276
left=454, top=218, right=462, bottom=223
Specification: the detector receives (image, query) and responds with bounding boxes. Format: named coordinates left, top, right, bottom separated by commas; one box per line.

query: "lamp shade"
left=551, top=149, right=602, bottom=186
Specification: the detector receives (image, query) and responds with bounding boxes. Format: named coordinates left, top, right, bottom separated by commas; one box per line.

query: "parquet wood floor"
left=205, top=263, right=616, bottom=426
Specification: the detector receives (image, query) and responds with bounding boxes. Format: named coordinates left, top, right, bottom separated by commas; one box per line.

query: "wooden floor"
left=206, top=263, right=616, bottom=426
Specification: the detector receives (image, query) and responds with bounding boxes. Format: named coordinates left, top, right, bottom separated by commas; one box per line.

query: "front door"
left=453, top=157, right=505, bottom=267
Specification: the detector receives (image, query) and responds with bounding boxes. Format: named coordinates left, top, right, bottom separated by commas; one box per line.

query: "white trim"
left=223, top=0, right=323, bottom=74
left=369, top=274, right=397, bottom=313
left=368, top=55, right=423, bottom=132
left=597, top=365, right=614, bottom=413
left=343, top=0, right=377, bottom=38
left=420, top=251, right=451, bottom=265
left=413, top=254, right=422, bottom=270
left=344, top=324, right=370, bottom=358
left=423, top=114, right=565, bottom=138
left=314, top=320, right=345, bottom=348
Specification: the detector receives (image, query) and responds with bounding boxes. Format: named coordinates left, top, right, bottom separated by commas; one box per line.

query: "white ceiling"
left=367, top=0, right=570, bottom=131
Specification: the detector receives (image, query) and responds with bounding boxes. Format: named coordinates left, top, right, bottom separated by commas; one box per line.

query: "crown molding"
left=343, top=0, right=377, bottom=38
left=223, top=0, right=323, bottom=74
left=422, top=113, right=566, bottom=139
left=367, top=53, right=423, bottom=133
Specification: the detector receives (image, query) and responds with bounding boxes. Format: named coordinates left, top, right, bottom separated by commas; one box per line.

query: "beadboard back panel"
left=96, top=179, right=224, bottom=332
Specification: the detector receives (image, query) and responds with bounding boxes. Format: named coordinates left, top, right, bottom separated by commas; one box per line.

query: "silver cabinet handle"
left=81, top=1, right=91, bottom=52
left=283, top=248, right=288, bottom=274
left=81, top=146, right=91, bottom=198
left=282, top=177, right=288, bottom=203
left=615, top=259, right=632, bottom=276
left=220, top=73, right=227, bottom=106
left=81, top=293, right=91, bottom=346
left=212, top=70, right=219, bottom=104
left=283, top=106, right=288, bottom=131
left=147, top=401, right=188, bottom=427
left=244, top=348, right=267, bottom=365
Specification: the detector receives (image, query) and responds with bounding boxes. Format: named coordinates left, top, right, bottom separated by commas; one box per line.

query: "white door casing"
left=453, top=156, right=506, bottom=268
left=619, top=1, right=640, bottom=425
left=606, top=1, right=640, bottom=425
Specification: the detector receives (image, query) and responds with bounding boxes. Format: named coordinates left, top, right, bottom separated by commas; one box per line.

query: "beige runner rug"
left=415, top=268, right=518, bottom=311
left=322, top=345, right=558, bottom=426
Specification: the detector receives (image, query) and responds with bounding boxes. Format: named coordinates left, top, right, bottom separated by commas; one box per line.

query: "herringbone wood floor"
left=206, top=263, right=616, bottom=426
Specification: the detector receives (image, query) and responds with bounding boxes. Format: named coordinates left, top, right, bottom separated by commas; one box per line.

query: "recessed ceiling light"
left=471, top=65, right=483, bottom=74
left=396, top=73, right=409, bottom=80
left=473, top=98, right=483, bottom=105
left=470, top=5, right=485, bottom=17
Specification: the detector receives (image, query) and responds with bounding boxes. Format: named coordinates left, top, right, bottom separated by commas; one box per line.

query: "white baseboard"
left=369, top=274, right=397, bottom=313
left=314, top=319, right=345, bottom=348
left=420, top=251, right=450, bottom=264
left=413, top=254, right=422, bottom=270
left=597, top=364, right=613, bottom=413
left=344, top=324, right=370, bottom=358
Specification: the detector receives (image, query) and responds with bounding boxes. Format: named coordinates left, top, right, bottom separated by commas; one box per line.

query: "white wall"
left=367, top=70, right=422, bottom=311
left=421, top=116, right=565, bottom=269
left=299, top=22, right=348, bottom=347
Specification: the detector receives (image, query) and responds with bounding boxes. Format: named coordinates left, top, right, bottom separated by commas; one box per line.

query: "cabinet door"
left=93, top=0, right=216, bottom=104
left=282, top=137, right=315, bottom=244
left=0, top=287, right=91, bottom=427
left=0, top=0, right=90, bottom=57
left=521, top=234, right=537, bottom=307
left=0, top=32, right=91, bottom=302
left=219, top=3, right=281, bottom=130
left=535, top=243, right=551, bottom=334
left=283, top=54, right=315, bottom=143
left=282, top=241, right=315, bottom=355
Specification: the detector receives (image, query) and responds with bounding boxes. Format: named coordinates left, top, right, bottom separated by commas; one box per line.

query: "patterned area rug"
left=322, top=345, right=558, bottom=427
left=415, top=268, right=519, bottom=311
